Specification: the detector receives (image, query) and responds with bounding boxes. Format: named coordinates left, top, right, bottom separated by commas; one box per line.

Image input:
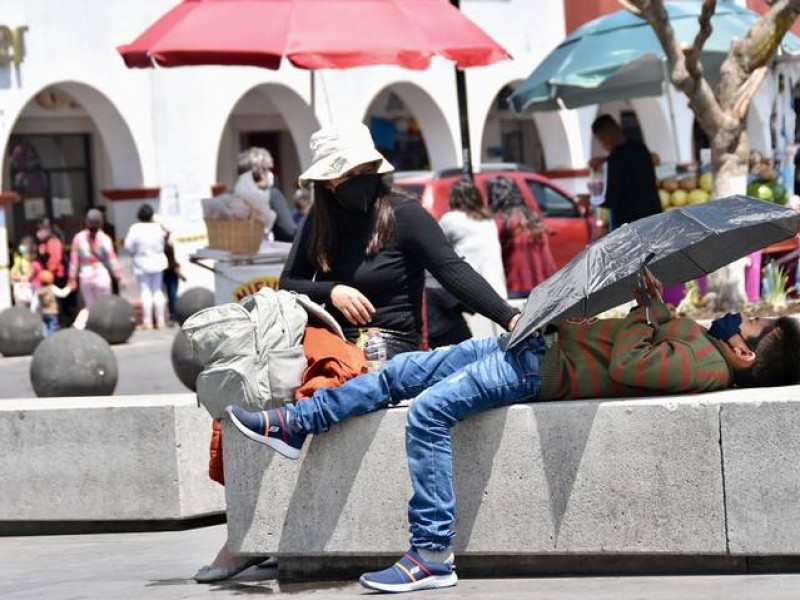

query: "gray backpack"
left=182, top=287, right=342, bottom=419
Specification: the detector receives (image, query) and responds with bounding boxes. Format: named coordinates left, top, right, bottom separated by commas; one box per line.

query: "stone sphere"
left=30, top=329, right=118, bottom=397
left=86, top=296, right=136, bottom=344
left=175, top=287, right=215, bottom=326
left=171, top=330, right=204, bottom=392
left=0, top=307, right=45, bottom=357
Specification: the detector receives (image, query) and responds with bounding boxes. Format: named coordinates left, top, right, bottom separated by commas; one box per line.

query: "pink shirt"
left=68, top=229, right=123, bottom=283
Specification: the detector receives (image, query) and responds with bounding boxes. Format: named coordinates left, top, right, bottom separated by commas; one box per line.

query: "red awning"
left=118, top=0, right=509, bottom=71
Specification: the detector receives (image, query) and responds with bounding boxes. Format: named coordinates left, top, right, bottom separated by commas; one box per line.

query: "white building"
left=0, top=0, right=787, bottom=308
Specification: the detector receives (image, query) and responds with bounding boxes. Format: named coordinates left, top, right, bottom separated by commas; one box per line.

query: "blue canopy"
left=511, top=1, right=800, bottom=112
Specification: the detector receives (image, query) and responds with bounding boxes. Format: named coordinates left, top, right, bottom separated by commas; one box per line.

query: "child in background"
left=37, top=270, right=69, bottom=336
left=10, top=236, right=41, bottom=308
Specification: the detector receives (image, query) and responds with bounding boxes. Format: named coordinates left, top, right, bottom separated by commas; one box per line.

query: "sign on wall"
left=0, top=26, right=28, bottom=66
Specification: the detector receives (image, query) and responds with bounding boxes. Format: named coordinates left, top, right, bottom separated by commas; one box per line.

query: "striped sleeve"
left=609, top=304, right=697, bottom=393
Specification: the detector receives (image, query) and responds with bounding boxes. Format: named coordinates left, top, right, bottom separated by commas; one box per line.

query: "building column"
left=0, top=193, right=19, bottom=310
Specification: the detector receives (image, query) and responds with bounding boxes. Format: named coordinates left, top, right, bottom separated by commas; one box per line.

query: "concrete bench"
left=0, top=394, right=224, bottom=534
left=222, top=386, right=800, bottom=574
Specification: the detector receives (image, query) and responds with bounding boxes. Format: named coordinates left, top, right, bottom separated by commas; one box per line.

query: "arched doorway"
left=2, top=82, right=143, bottom=245
left=480, top=83, right=546, bottom=170
left=215, top=84, right=317, bottom=199
left=363, top=83, right=457, bottom=171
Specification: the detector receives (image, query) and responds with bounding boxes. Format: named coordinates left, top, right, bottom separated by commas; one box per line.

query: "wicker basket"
left=205, top=216, right=264, bottom=254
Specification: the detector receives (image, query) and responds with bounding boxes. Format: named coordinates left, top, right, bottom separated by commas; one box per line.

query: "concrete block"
left=721, top=386, right=800, bottom=555
left=0, top=394, right=223, bottom=525
left=225, top=395, right=726, bottom=556
left=552, top=397, right=726, bottom=553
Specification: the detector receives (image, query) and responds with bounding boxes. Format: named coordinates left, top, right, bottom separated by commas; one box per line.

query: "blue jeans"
left=289, top=334, right=545, bottom=552
left=42, top=314, right=59, bottom=337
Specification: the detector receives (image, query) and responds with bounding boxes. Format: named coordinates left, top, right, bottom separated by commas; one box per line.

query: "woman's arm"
left=278, top=212, right=337, bottom=303
left=400, top=202, right=518, bottom=330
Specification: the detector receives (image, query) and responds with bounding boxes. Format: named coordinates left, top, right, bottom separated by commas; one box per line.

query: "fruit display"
left=657, top=170, right=710, bottom=211
left=747, top=152, right=787, bottom=205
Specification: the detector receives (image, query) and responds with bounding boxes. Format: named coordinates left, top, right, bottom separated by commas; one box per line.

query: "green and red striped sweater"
left=539, top=300, right=732, bottom=401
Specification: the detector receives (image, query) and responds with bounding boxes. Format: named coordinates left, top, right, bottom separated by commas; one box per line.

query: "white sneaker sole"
left=359, top=572, right=458, bottom=593
left=226, top=407, right=302, bottom=460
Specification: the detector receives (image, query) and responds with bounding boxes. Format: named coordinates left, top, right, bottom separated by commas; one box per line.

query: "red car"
left=393, top=168, right=592, bottom=269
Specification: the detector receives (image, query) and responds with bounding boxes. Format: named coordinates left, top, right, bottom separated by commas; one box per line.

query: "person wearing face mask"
left=35, top=219, right=65, bottom=286
left=233, top=147, right=297, bottom=242
left=67, top=209, right=124, bottom=328
left=192, top=123, right=520, bottom=587
left=280, top=123, right=520, bottom=355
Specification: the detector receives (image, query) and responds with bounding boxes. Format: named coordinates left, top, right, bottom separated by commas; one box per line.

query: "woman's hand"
left=331, top=284, right=376, bottom=326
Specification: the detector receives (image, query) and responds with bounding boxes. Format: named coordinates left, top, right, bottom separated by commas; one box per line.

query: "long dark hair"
left=308, top=176, right=397, bottom=273
left=449, top=179, right=490, bottom=220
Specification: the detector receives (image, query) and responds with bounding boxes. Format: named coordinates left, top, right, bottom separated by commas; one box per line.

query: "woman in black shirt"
left=281, top=123, right=518, bottom=356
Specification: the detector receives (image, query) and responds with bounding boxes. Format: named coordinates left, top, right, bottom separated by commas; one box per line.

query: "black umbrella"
left=508, top=196, right=800, bottom=348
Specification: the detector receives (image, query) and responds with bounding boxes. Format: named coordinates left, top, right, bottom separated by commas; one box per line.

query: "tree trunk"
left=707, top=129, right=750, bottom=310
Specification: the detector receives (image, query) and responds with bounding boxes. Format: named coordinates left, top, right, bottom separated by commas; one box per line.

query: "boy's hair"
left=736, top=317, right=800, bottom=388
left=39, top=270, right=53, bottom=285
left=591, top=114, right=621, bottom=136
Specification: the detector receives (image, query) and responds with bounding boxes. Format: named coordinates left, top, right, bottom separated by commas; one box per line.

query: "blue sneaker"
left=225, top=405, right=306, bottom=460
left=359, top=548, right=457, bottom=593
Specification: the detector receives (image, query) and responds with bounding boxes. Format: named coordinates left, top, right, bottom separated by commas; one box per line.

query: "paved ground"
left=2, top=524, right=800, bottom=599
left=0, top=327, right=187, bottom=399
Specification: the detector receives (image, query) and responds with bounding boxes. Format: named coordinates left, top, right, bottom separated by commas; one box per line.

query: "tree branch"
left=732, top=66, right=769, bottom=120
left=620, top=0, right=724, bottom=135
left=683, top=0, right=716, bottom=82
left=718, top=0, right=800, bottom=112
left=736, top=0, right=800, bottom=72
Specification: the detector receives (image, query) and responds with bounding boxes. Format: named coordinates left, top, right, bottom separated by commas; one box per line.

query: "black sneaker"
left=226, top=405, right=306, bottom=460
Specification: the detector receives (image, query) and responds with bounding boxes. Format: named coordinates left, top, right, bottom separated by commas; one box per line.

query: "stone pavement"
left=1, top=524, right=800, bottom=599
left=0, top=327, right=186, bottom=399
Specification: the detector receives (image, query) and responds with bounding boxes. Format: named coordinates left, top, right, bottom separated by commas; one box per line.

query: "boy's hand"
left=633, top=268, right=663, bottom=306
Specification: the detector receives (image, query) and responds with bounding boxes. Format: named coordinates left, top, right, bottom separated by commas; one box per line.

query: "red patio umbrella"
left=117, top=0, right=510, bottom=177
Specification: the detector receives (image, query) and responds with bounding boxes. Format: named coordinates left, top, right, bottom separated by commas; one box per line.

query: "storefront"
left=6, top=133, right=94, bottom=244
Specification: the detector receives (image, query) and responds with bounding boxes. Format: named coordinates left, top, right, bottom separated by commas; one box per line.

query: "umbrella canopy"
left=118, top=0, right=509, bottom=70
left=510, top=0, right=800, bottom=112
left=508, top=196, right=800, bottom=348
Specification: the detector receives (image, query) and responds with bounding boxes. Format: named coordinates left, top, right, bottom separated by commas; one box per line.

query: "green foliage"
left=760, top=260, right=794, bottom=312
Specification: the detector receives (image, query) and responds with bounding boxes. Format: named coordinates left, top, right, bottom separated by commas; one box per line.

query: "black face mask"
left=333, top=173, right=380, bottom=213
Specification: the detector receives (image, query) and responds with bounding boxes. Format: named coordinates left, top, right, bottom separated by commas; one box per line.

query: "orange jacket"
left=208, top=325, right=367, bottom=484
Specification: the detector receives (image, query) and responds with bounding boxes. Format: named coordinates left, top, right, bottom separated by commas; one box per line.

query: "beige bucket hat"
left=298, top=123, right=394, bottom=187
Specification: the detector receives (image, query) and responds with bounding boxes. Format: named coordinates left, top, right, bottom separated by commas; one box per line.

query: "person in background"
left=292, top=187, right=312, bottom=224
left=162, top=225, right=185, bottom=326
left=68, top=209, right=124, bottom=329
left=440, top=179, right=507, bottom=297
left=281, top=123, right=519, bottom=355
left=489, top=176, right=557, bottom=299
left=97, top=205, right=117, bottom=244
left=428, top=180, right=507, bottom=347
left=35, top=219, right=65, bottom=286
left=124, top=204, right=168, bottom=330
left=10, top=236, right=40, bottom=308
left=37, top=270, right=69, bottom=336
left=589, top=114, right=662, bottom=227
left=36, top=219, right=74, bottom=324
left=234, top=147, right=296, bottom=242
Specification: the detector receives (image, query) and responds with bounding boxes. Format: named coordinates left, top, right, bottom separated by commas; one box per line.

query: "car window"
left=525, top=180, right=578, bottom=218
